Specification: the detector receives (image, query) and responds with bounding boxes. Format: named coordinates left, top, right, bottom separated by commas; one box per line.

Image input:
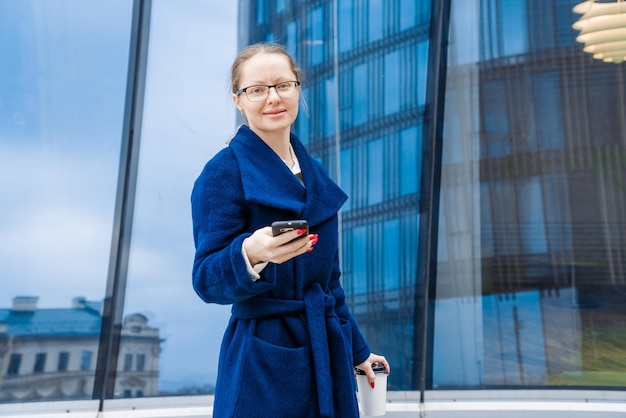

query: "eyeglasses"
left=236, top=81, right=301, bottom=102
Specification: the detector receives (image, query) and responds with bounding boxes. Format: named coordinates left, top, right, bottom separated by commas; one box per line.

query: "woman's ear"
left=233, top=94, right=246, bottom=117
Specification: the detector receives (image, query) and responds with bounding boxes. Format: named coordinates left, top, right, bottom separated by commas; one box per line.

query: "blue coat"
left=191, top=125, right=370, bottom=418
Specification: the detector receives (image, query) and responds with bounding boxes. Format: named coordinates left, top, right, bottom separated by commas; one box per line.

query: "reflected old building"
left=0, top=297, right=161, bottom=402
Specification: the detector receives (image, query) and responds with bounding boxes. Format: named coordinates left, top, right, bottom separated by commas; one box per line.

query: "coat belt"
left=232, top=283, right=357, bottom=418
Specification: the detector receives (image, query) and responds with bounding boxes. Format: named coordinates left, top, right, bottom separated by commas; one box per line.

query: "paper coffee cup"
left=355, top=364, right=388, bottom=416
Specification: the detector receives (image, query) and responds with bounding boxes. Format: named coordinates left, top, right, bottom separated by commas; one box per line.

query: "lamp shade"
left=572, top=0, right=626, bottom=63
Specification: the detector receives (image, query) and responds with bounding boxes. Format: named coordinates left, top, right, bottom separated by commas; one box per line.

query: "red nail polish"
left=297, top=228, right=306, bottom=235
left=370, top=382, right=375, bottom=389
left=306, top=247, right=314, bottom=252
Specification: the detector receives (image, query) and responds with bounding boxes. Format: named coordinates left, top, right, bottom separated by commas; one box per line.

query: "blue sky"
left=0, top=0, right=238, bottom=391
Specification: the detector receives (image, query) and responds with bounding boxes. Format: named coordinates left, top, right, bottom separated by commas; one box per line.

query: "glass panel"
left=434, top=0, right=626, bottom=389
left=352, top=63, right=368, bottom=126
left=0, top=0, right=132, bottom=403
left=338, top=0, right=354, bottom=53
left=367, top=138, right=384, bottom=205
left=399, top=0, right=417, bottom=31
left=382, top=219, right=401, bottom=290
left=417, top=41, right=429, bottom=106
left=256, top=0, right=266, bottom=25
left=500, top=0, right=528, bottom=56
left=325, top=77, right=337, bottom=136
left=368, top=0, right=384, bottom=42
left=307, top=5, right=324, bottom=66
left=340, top=148, right=353, bottom=211
left=348, top=226, right=368, bottom=295
left=384, top=50, right=401, bottom=115
left=399, top=126, right=421, bottom=196
left=118, top=0, right=237, bottom=398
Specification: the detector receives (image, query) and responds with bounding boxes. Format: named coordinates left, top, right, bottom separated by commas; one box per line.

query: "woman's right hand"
left=243, top=226, right=318, bottom=267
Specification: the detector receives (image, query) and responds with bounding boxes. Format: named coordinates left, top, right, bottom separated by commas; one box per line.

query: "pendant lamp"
left=572, top=0, right=626, bottom=63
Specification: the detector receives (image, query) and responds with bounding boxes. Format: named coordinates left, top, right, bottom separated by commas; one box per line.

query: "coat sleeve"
left=191, top=150, right=275, bottom=304
left=328, top=251, right=371, bottom=366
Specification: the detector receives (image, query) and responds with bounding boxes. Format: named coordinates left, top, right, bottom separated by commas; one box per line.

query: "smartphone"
left=271, top=220, right=309, bottom=236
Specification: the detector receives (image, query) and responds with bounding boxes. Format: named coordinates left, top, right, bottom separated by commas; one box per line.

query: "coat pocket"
left=236, top=336, right=313, bottom=417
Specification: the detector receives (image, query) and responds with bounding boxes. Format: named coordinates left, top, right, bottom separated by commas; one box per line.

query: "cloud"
left=0, top=0, right=239, bottom=389
left=0, top=144, right=115, bottom=307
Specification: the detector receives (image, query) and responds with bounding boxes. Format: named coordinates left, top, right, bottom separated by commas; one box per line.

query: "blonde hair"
left=230, top=43, right=304, bottom=94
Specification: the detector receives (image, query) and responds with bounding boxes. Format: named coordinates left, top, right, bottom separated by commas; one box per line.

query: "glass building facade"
left=239, top=0, right=626, bottom=393
left=1, top=0, right=625, bottom=413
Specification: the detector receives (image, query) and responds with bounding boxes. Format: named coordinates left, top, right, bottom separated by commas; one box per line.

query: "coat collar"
left=229, top=125, right=347, bottom=226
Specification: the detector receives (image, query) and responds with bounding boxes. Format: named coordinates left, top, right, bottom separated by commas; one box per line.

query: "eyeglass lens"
left=245, top=82, right=299, bottom=101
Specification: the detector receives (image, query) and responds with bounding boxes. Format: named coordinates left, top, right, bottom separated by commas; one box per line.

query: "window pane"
left=58, top=352, right=70, bottom=372
left=384, top=50, right=401, bottom=115
left=399, top=126, right=421, bottom=196
left=307, top=6, right=325, bottom=66
left=0, top=0, right=133, bottom=403
left=33, top=353, right=46, bottom=373
left=338, top=0, right=354, bottom=52
left=434, top=0, right=626, bottom=389
left=80, top=351, right=92, bottom=372
left=368, top=0, right=384, bottom=42
left=136, top=354, right=146, bottom=372
left=8, top=354, right=22, bottom=376
left=325, top=77, right=337, bottom=136
left=353, top=63, right=368, bottom=126
left=119, top=0, right=237, bottom=398
left=399, top=0, right=416, bottom=31
left=123, top=354, right=133, bottom=372
left=367, top=139, right=384, bottom=205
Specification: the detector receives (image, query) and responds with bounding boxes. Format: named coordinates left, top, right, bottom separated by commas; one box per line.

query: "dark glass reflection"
left=434, top=0, right=626, bottom=388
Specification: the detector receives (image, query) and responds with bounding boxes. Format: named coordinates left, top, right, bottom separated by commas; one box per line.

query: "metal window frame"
left=92, top=0, right=152, bottom=409
left=414, top=0, right=452, bottom=400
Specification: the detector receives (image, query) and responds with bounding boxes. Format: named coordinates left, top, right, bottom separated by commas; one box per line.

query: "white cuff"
left=242, top=242, right=268, bottom=281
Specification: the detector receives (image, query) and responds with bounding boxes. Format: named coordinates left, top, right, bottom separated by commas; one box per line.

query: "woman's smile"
left=263, top=108, right=287, bottom=117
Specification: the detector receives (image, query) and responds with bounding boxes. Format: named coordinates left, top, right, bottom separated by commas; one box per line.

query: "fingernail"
left=306, top=247, right=314, bottom=252
left=309, top=237, right=318, bottom=245
left=370, top=382, right=375, bottom=389
left=297, top=228, right=307, bottom=235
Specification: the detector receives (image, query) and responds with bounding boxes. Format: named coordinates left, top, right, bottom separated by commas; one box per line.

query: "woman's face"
left=233, top=53, right=300, bottom=140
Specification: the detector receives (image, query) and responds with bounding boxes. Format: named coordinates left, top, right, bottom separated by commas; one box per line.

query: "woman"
left=191, top=42, right=390, bottom=418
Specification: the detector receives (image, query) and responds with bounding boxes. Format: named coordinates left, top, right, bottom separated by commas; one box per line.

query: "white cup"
left=355, top=365, right=388, bottom=416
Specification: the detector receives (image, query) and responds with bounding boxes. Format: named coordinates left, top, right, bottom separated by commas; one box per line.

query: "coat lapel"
left=229, top=126, right=347, bottom=226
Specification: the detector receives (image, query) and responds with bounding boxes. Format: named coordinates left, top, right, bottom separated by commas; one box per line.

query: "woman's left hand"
left=355, top=353, right=390, bottom=389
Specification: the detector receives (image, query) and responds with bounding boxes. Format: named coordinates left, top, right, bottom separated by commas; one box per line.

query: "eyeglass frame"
left=235, top=81, right=301, bottom=102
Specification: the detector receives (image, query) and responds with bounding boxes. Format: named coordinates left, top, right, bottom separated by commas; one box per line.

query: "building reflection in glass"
left=0, top=297, right=161, bottom=402
left=433, top=0, right=626, bottom=389
left=239, top=0, right=626, bottom=391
